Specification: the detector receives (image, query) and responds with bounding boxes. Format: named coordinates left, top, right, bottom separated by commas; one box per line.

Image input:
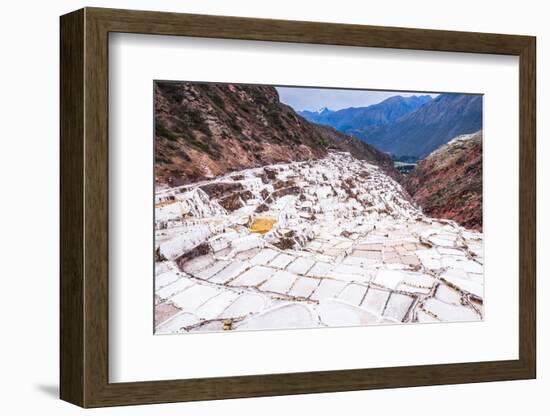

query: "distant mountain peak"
left=357, top=93, right=482, bottom=158
left=299, top=95, right=432, bottom=137
left=382, top=95, right=407, bottom=103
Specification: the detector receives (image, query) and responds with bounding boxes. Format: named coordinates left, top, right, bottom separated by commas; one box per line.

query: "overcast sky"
left=275, top=86, right=438, bottom=112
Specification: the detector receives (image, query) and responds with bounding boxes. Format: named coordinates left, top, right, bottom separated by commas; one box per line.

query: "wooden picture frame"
left=60, top=7, right=536, bottom=408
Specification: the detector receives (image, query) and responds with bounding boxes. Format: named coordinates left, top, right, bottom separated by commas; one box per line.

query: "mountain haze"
left=357, top=93, right=482, bottom=158
left=299, top=95, right=432, bottom=136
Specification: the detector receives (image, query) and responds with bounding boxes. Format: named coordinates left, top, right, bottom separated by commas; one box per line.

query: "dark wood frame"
left=60, top=7, right=536, bottom=408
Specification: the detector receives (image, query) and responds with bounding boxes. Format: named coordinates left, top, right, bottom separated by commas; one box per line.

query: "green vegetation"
left=204, top=85, right=226, bottom=110
left=155, top=120, right=178, bottom=141
left=156, top=81, right=184, bottom=103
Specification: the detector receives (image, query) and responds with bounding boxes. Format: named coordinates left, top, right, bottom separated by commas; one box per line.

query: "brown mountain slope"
left=154, top=81, right=396, bottom=186
left=404, top=131, right=482, bottom=231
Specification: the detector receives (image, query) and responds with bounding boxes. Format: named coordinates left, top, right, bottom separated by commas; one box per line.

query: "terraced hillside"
left=154, top=152, right=483, bottom=334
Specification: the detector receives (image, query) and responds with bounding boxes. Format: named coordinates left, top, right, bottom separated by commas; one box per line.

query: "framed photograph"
left=60, top=7, right=536, bottom=407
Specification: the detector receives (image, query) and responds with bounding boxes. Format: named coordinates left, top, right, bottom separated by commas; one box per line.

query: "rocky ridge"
left=405, top=131, right=483, bottom=231
left=357, top=93, right=482, bottom=158
left=298, top=95, right=432, bottom=136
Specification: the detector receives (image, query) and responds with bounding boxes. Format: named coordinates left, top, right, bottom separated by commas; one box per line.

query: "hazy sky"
left=275, top=86, right=438, bottom=112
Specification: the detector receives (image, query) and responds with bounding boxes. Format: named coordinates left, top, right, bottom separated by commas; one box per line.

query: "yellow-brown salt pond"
left=250, top=217, right=277, bottom=234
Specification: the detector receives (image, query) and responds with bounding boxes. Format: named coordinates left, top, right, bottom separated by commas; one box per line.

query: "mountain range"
left=358, top=94, right=482, bottom=158
left=300, top=93, right=482, bottom=159
left=154, top=82, right=396, bottom=186
left=299, top=95, right=432, bottom=137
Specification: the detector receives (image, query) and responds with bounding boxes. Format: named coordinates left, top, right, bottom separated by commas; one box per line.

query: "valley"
left=154, top=152, right=483, bottom=334
left=393, top=157, right=418, bottom=175
left=153, top=81, right=484, bottom=334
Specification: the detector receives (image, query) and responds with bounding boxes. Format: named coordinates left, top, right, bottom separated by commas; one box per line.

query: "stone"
left=323, top=248, right=345, bottom=257
left=422, top=298, right=480, bottom=321
left=397, top=283, right=432, bottom=295
left=361, top=288, right=390, bottom=315
left=373, top=270, right=404, bottom=290
left=400, top=255, right=420, bottom=266
left=235, top=248, right=261, bottom=260
left=195, top=291, right=240, bottom=320
left=288, top=277, right=320, bottom=298
left=415, top=309, right=440, bottom=323
left=156, top=278, right=195, bottom=300
left=155, top=261, right=173, bottom=275
left=286, top=257, right=315, bottom=275
left=155, top=270, right=181, bottom=291
left=467, top=273, right=484, bottom=285
left=208, top=260, right=250, bottom=284
left=342, top=256, right=377, bottom=267
left=158, top=224, right=211, bottom=260
left=419, top=257, right=442, bottom=270
left=249, top=248, right=280, bottom=266
left=402, top=272, right=436, bottom=288
left=355, top=243, right=383, bottom=251
left=269, top=253, right=296, bottom=269
left=154, top=302, right=181, bottom=326
left=209, top=232, right=239, bottom=252
left=155, top=312, right=200, bottom=334
left=260, top=270, right=298, bottom=294
left=306, top=262, right=333, bottom=278
left=231, top=235, right=263, bottom=253
left=236, top=304, right=316, bottom=330
left=328, top=264, right=366, bottom=276
left=337, top=283, right=368, bottom=305
left=438, top=247, right=464, bottom=256
left=435, top=283, right=462, bottom=305
left=463, top=260, right=483, bottom=274
left=195, top=260, right=230, bottom=280
left=228, top=265, right=274, bottom=287
left=352, top=249, right=382, bottom=260
left=441, top=256, right=468, bottom=269
left=220, top=293, right=269, bottom=318
left=169, top=284, right=221, bottom=311
left=192, top=321, right=225, bottom=332
left=309, top=279, right=347, bottom=301
left=317, top=299, right=378, bottom=327
left=441, top=267, right=469, bottom=281
left=383, top=293, right=415, bottom=321
left=428, top=234, right=457, bottom=247
left=395, top=246, right=409, bottom=256
left=154, top=152, right=484, bottom=332
left=181, top=254, right=215, bottom=274
left=441, top=275, right=484, bottom=299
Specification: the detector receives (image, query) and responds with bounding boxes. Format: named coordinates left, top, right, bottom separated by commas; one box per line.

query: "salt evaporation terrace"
left=154, top=152, right=483, bottom=334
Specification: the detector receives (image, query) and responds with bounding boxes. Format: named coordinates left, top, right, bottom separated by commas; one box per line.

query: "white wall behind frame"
left=0, top=1, right=545, bottom=416
left=109, top=33, right=519, bottom=383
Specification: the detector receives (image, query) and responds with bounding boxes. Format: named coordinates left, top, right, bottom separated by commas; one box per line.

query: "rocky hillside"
left=155, top=82, right=395, bottom=186
left=405, top=131, right=482, bottom=231
left=299, top=95, right=432, bottom=135
left=358, top=94, right=482, bottom=158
